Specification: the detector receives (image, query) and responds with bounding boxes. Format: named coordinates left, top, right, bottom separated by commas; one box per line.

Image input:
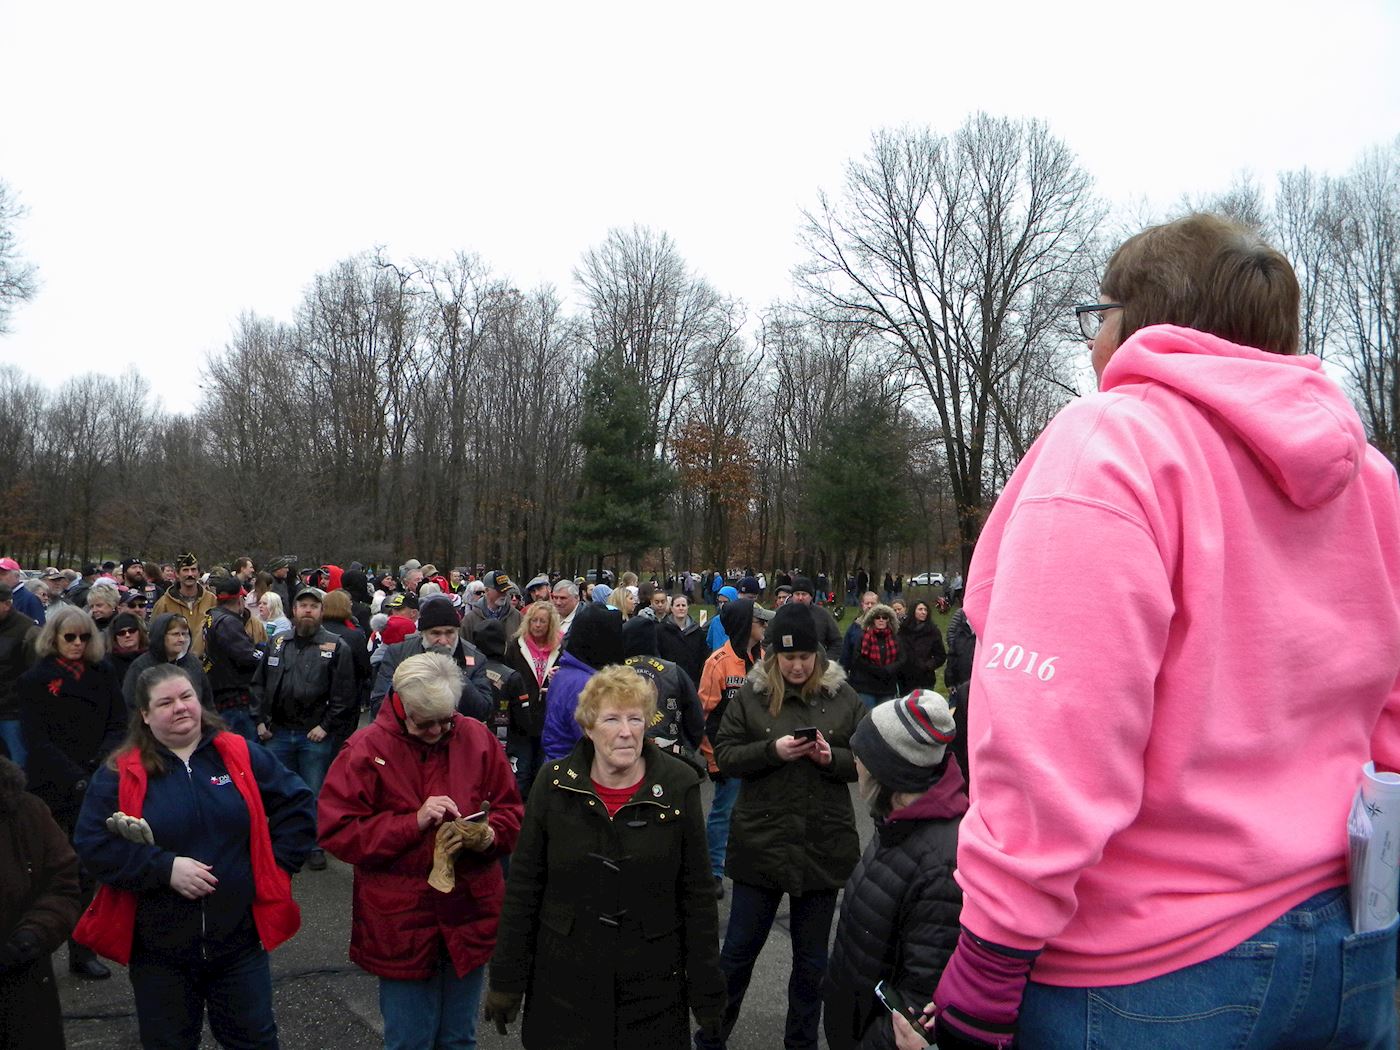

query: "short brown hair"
left=322, top=589, right=352, bottom=620
left=1102, top=212, right=1300, bottom=355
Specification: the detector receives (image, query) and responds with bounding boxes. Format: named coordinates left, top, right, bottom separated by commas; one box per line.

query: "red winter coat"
left=318, top=700, right=524, bottom=980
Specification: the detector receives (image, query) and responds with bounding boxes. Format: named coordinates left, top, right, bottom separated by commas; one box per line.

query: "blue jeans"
left=265, top=728, right=334, bottom=813
left=220, top=706, right=260, bottom=747
left=707, top=775, right=741, bottom=879
left=1018, top=886, right=1398, bottom=1049
left=379, top=960, right=485, bottom=1050
left=0, top=717, right=25, bottom=768
left=130, top=944, right=277, bottom=1049
left=696, top=882, right=839, bottom=1050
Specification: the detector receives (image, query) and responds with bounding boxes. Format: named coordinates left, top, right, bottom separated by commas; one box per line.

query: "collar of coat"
left=544, top=736, right=701, bottom=810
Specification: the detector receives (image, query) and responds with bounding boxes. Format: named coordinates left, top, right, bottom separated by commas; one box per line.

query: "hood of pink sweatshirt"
left=1101, top=325, right=1365, bottom=510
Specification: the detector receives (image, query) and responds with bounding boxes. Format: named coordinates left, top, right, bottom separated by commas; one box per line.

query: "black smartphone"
left=792, top=726, right=818, bottom=743
left=873, top=981, right=934, bottom=1044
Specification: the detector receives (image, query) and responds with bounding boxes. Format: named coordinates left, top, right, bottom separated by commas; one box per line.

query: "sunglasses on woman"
left=116, top=627, right=140, bottom=637
left=62, top=632, right=92, bottom=643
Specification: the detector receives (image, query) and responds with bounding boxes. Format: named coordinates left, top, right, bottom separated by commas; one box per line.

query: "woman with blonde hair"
left=504, top=600, right=563, bottom=796
left=697, top=601, right=865, bottom=1050
left=486, top=665, right=723, bottom=1048
left=16, top=605, right=127, bottom=979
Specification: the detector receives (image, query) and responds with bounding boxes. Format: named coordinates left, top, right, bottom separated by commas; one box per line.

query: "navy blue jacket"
left=73, top=732, right=315, bottom=961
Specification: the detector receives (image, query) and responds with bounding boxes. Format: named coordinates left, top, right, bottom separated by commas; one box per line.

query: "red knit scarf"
left=859, top=623, right=899, bottom=667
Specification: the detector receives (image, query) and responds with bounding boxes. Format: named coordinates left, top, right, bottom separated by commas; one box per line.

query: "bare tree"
left=798, top=115, right=1103, bottom=569
left=1327, top=142, right=1400, bottom=460
left=0, top=180, right=38, bottom=334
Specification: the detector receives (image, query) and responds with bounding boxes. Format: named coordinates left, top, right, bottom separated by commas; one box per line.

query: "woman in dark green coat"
left=697, top=602, right=866, bottom=1050
left=485, top=665, right=724, bottom=1049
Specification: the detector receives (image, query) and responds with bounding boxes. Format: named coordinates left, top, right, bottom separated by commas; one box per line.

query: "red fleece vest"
left=73, top=732, right=301, bottom=965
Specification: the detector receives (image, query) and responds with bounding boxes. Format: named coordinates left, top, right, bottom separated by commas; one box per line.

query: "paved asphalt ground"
left=57, top=777, right=879, bottom=1050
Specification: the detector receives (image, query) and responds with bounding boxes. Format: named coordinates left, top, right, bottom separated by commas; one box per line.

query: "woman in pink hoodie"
left=914, top=214, right=1400, bottom=1050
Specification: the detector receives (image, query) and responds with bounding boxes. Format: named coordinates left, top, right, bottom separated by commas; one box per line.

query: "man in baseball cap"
left=460, top=569, right=521, bottom=645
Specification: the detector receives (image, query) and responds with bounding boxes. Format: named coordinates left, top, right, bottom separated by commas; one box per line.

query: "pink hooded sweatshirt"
left=957, top=324, right=1400, bottom=987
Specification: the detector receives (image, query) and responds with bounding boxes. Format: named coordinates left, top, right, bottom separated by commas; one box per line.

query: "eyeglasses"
left=407, top=713, right=455, bottom=732
left=1074, top=302, right=1123, bottom=341
left=116, top=627, right=139, bottom=637
left=62, top=632, right=92, bottom=643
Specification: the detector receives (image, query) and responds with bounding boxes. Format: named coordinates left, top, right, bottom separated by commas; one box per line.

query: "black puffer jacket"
left=203, top=603, right=262, bottom=711
left=823, top=758, right=967, bottom=1050
left=715, top=660, right=865, bottom=895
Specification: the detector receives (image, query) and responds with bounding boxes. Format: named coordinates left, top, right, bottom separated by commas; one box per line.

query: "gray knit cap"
left=850, top=689, right=956, bottom=793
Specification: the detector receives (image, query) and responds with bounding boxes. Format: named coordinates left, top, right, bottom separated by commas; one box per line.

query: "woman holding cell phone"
left=695, top=602, right=866, bottom=1050
left=318, top=652, right=524, bottom=1050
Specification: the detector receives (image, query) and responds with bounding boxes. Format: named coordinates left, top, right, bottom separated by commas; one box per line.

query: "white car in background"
left=909, top=572, right=946, bottom=587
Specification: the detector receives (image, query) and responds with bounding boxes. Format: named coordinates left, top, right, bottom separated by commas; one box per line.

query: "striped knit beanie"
left=850, top=689, right=956, bottom=793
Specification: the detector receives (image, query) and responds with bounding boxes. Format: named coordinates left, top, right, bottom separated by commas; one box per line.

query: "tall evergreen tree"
left=563, top=351, right=676, bottom=573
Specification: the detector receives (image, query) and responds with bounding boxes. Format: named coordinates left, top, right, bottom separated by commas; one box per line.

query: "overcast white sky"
left=2, top=0, right=1397, bottom=410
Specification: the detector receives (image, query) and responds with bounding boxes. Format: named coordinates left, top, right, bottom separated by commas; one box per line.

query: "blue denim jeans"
left=220, top=706, right=260, bottom=747
left=265, top=728, right=334, bottom=813
left=130, top=944, right=276, bottom=1050
left=1018, top=886, right=1398, bottom=1049
left=696, top=882, right=839, bottom=1050
left=0, top=717, right=25, bottom=769
left=707, top=775, right=741, bottom=879
left=379, top=960, right=485, bottom=1050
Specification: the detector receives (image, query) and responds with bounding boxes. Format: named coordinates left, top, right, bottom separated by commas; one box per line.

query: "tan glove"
left=455, top=818, right=495, bottom=854
left=428, top=821, right=468, bottom=893
left=105, top=811, right=155, bottom=845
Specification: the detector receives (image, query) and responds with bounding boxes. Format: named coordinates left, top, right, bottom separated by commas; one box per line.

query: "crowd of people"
left=3, top=212, right=1400, bottom=1050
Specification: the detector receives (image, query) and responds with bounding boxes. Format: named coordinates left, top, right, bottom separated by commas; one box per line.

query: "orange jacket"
left=698, top=641, right=755, bottom=774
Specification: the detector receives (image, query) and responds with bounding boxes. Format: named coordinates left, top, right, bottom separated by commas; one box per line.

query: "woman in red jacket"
left=318, top=651, right=524, bottom=1050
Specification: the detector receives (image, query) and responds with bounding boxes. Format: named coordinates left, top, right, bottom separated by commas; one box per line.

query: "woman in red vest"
left=73, top=664, right=316, bottom=1049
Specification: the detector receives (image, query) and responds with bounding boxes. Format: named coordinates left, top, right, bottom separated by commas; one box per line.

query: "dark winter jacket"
left=121, top=614, right=215, bottom=713
left=944, top=609, right=975, bottom=691
left=202, top=603, right=263, bottom=712
left=715, top=660, right=865, bottom=895
left=322, top=619, right=371, bottom=737
left=657, top=614, right=707, bottom=686
left=9, top=584, right=44, bottom=628
left=490, top=738, right=724, bottom=1049
left=475, top=620, right=533, bottom=767
left=0, top=758, right=81, bottom=1050
left=73, top=730, right=315, bottom=963
left=823, top=759, right=968, bottom=1050
left=17, top=657, right=126, bottom=824
left=0, top=610, right=37, bottom=722
left=847, top=611, right=903, bottom=702
left=250, top=627, right=355, bottom=733
left=897, top=616, right=946, bottom=692
left=623, top=617, right=704, bottom=754
left=318, top=702, right=523, bottom=980
left=369, top=634, right=491, bottom=722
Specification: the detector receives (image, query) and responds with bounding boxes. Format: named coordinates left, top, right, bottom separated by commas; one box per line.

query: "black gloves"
left=0, top=929, right=42, bottom=974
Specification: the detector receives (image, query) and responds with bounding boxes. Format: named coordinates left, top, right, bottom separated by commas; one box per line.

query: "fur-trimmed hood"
left=860, top=603, right=898, bottom=630
left=746, top=656, right=848, bottom=696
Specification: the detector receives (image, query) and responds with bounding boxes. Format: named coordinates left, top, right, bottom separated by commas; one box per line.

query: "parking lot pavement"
left=59, top=779, right=876, bottom=1049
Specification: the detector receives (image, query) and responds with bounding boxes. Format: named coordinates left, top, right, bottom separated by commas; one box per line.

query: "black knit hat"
left=416, top=597, right=459, bottom=632
left=768, top=602, right=818, bottom=653
left=791, top=576, right=815, bottom=596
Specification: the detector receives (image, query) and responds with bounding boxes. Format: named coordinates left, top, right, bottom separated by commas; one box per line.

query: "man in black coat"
left=251, top=586, right=354, bottom=871
left=202, top=575, right=263, bottom=743
left=369, top=597, right=491, bottom=722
